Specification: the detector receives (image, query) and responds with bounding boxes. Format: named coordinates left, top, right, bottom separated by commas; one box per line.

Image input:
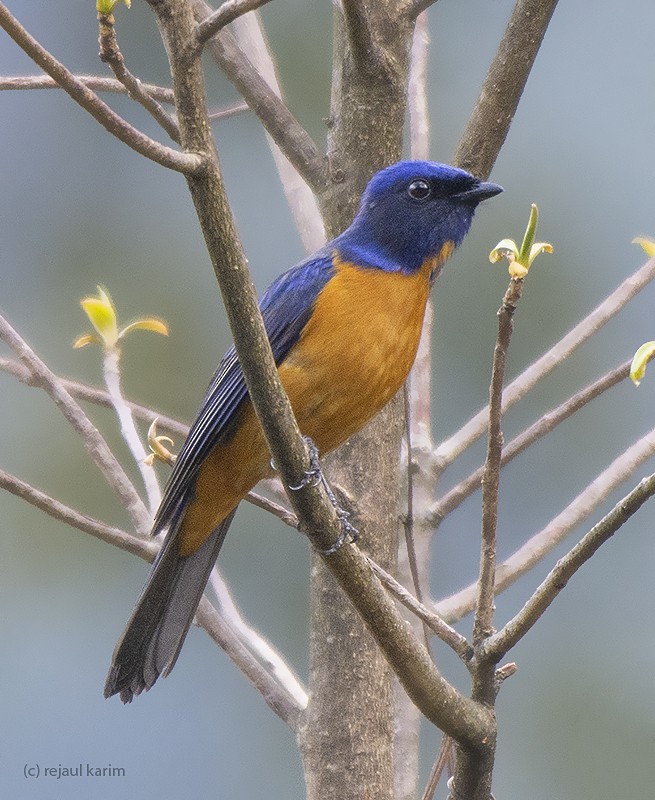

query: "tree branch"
left=192, top=0, right=328, bottom=192
left=0, top=313, right=151, bottom=535
left=102, top=347, right=162, bottom=517
left=97, top=9, right=180, bottom=142
left=0, top=467, right=156, bottom=559
left=474, top=279, right=523, bottom=646
left=408, top=10, right=430, bottom=162
left=408, top=0, right=441, bottom=18
left=244, top=490, right=298, bottom=528
left=453, top=0, right=560, bottom=179
left=196, top=594, right=304, bottom=727
left=207, top=568, right=308, bottom=707
left=430, top=360, right=631, bottom=524
left=483, top=471, right=655, bottom=662
left=436, top=426, right=655, bottom=624
left=0, top=355, right=188, bottom=437
left=0, top=75, right=249, bottom=122
left=396, top=15, right=435, bottom=800
left=341, top=0, right=392, bottom=78
left=229, top=11, right=325, bottom=252
left=0, top=4, right=203, bottom=174
left=0, top=74, right=176, bottom=101
left=194, top=0, right=274, bottom=51
left=366, top=556, right=473, bottom=663
left=435, top=256, right=655, bottom=470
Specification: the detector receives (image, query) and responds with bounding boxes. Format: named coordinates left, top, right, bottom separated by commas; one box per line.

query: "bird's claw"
left=321, top=509, right=359, bottom=555
left=287, top=436, right=359, bottom=554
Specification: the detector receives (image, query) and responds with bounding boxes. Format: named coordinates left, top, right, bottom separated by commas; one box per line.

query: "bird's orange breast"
left=278, top=247, right=450, bottom=453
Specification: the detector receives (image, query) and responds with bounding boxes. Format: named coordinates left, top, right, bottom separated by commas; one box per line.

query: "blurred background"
left=1, top=1, right=654, bottom=798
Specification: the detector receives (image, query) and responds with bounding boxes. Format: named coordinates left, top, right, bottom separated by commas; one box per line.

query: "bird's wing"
left=152, top=252, right=335, bottom=535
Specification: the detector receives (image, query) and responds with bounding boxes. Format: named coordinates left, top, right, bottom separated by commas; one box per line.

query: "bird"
left=104, top=160, right=502, bottom=702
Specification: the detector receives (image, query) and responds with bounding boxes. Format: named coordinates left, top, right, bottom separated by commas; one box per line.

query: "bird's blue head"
left=334, top=161, right=503, bottom=274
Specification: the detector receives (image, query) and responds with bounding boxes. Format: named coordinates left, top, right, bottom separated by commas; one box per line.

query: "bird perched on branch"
left=105, top=160, right=502, bottom=702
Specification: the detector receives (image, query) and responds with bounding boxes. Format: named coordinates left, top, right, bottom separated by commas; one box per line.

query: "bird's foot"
left=287, top=436, right=358, bottom=554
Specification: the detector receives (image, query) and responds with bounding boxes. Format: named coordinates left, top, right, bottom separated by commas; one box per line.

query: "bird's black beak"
left=456, top=181, right=504, bottom=203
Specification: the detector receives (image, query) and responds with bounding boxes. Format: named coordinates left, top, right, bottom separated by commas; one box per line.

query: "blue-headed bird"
left=104, top=160, right=502, bottom=702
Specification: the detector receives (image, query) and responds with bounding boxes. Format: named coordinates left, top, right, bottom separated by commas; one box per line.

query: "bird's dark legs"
left=286, top=437, right=359, bottom=554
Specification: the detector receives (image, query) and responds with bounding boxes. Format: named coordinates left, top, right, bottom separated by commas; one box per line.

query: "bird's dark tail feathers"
left=104, top=509, right=237, bottom=703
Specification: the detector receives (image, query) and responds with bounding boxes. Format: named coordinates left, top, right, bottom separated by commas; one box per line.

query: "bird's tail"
left=104, top=508, right=237, bottom=703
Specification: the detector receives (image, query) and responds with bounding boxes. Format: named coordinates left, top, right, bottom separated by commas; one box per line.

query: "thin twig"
left=408, top=10, right=430, bottom=162
left=0, top=74, right=175, bottom=101
left=430, top=360, right=632, bottom=524
left=421, top=736, right=455, bottom=800
left=0, top=467, right=156, bottom=560
left=403, top=387, right=421, bottom=599
left=0, top=4, right=203, bottom=175
left=453, top=0, right=560, bottom=179
left=0, top=355, right=189, bottom=437
left=229, top=12, right=325, bottom=252
left=436, top=425, right=655, bottom=624
left=0, top=313, right=151, bottom=535
left=208, top=99, right=249, bottom=120
left=474, top=279, right=523, bottom=644
left=194, top=0, right=274, bottom=51
left=245, top=490, right=299, bottom=528
left=483, top=471, right=655, bottom=661
left=0, top=74, right=250, bottom=124
left=435, top=256, right=655, bottom=470
left=102, top=348, right=162, bottom=517
left=0, top=74, right=249, bottom=122
left=195, top=595, right=303, bottom=728
left=97, top=10, right=180, bottom=142
left=207, top=568, right=308, bottom=707
left=192, top=0, right=328, bottom=193
left=365, top=556, right=473, bottom=662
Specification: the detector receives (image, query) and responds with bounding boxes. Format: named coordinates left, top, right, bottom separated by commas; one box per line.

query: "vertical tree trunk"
left=299, top=5, right=415, bottom=798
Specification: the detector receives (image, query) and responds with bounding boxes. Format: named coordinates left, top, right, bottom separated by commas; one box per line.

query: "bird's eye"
left=407, top=179, right=431, bottom=200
